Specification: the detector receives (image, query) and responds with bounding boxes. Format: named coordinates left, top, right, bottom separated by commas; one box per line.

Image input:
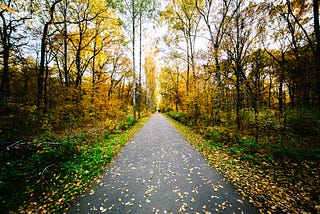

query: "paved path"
left=67, top=113, right=258, bottom=213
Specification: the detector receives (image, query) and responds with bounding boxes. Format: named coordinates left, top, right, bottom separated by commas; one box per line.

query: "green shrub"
left=126, top=116, right=135, bottom=127
left=104, top=132, right=110, bottom=140
left=229, top=146, right=240, bottom=154
left=207, top=140, right=223, bottom=149
left=239, top=139, right=259, bottom=154
left=286, top=108, right=320, bottom=140
left=240, top=154, right=259, bottom=165
left=167, top=111, right=186, bottom=124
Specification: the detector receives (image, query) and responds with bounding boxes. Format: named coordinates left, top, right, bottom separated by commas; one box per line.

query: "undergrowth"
left=0, top=117, right=149, bottom=213
left=166, top=114, right=320, bottom=213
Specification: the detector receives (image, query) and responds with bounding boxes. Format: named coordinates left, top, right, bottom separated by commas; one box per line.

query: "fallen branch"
left=44, top=142, right=61, bottom=145
left=37, top=164, right=56, bottom=185
left=6, top=140, right=24, bottom=151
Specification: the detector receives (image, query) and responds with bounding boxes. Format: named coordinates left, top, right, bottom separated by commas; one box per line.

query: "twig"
left=44, top=142, right=61, bottom=145
left=37, top=164, right=56, bottom=185
left=41, top=164, right=56, bottom=175
left=6, top=140, right=24, bottom=151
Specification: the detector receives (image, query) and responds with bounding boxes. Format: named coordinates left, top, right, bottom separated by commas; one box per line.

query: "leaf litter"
left=170, top=117, right=320, bottom=213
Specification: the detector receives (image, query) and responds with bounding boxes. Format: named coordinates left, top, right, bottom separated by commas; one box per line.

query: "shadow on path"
left=67, top=113, right=258, bottom=213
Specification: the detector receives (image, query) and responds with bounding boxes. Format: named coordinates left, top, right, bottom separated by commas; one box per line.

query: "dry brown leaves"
left=169, top=118, right=320, bottom=214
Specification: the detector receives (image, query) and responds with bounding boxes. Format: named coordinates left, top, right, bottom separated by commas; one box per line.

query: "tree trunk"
left=1, top=42, right=10, bottom=102
left=63, top=0, right=69, bottom=87
left=313, top=0, right=320, bottom=110
left=38, top=0, right=62, bottom=111
left=279, top=77, right=284, bottom=114
left=235, top=63, right=242, bottom=130
left=175, top=72, right=180, bottom=112
left=38, top=23, right=49, bottom=111
left=75, top=44, right=82, bottom=88
left=186, top=34, right=190, bottom=92
left=138, top=10, right=142, bottom=119
left=0, top=15, right=10, bottom=103
left=132, top=0, right=137, bottom=121
left=235, top=0, right=241, bottom=130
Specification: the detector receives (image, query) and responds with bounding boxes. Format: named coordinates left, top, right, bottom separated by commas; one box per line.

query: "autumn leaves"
left=67, top=114, right=257, bottom=213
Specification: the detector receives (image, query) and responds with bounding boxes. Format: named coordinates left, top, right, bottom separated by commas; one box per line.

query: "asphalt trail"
left=67, top=113, right=258, bottom=213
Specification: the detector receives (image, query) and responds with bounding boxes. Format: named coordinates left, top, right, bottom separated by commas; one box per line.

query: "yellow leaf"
left=99, top=207, right=107, bottom=212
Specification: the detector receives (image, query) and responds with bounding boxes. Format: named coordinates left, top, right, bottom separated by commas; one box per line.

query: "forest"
left=1, top=0, right=319, bottom=213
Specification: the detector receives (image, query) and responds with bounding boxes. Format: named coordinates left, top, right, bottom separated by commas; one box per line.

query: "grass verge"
left=1, top=117, right=149, bottom=213
left=165, top=114, right=320, bottom=214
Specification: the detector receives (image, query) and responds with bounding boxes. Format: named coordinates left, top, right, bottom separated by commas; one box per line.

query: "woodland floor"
left=167, top=115, right=320, bottom=213
left=67, top=113, right=258, bottom=213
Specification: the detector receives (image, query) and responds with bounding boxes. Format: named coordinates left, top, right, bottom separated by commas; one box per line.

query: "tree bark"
left=63, top=0, right=69, bottom=87
left=132, top=0, right=137, bottom=121
left=37, top=0, right=62, bottom=111
left=313, top=0, right=320, bottom=109
left=0, top=12, right=11, bottom=102
left=138, top=10, right=142, bottom=119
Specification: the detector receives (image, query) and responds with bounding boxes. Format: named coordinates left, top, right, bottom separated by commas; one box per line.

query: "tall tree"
left=224, top=0, right=259, bottom=129
left=195, top=0, right=234, bottom=124
left=0, top=1, right=28, bottom=103
left=36, top=0, right=62, bottom=111
left=144, top=49, right=157, bottom=112
left=162, top=0, right=201, bottom=92
left=136, top=0, right=157, bottom=118
left=107, top=0, right=157, bottom=120
left=313, top=0, right=320, bottom=109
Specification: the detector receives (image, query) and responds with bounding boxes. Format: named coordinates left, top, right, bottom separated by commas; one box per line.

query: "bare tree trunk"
left=186, top=34, right=190, bottom=92
left=313, top=0, right=320, bottom=110
left=38, top=24, right=48, bottom=111
left=138, top=10, right=142, bottom=119
left=63, top=0, right=69, bottom=87
left=132, top=0, right=137, bottom=121
left=1, top=41, right=10, bottom=102
left=235, top=0, right=241, bottom=130
left=235, top=63, right=242, bottom=130
left=38, top=0, right=62, bottom=111
left=0, top=14, right=10, bottom=103
left=175, top=72, right=180, bottom=112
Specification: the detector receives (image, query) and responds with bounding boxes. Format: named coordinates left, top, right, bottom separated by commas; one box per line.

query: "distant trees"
left=0, top=0, right=156, bottom=141
left=159, top=0, right=320, bottom=143
left=144, top=50, right=157, bottom=112
left=107, top=0, right=158, bottom=120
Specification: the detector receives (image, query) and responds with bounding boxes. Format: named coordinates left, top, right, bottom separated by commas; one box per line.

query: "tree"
left=195, top=0, right=235, bottom=124
left=107, top=0, right=157, bottom=120
left=0, top=1, right=28, bottom=103
left=161, top=0, right=201, bottom=92
left=36, top=0, right=62, bottom=111
left=137, top=0, right=157, bottom=118
left=269, top=0, right=319, bottom=109
left=223, top=1, right=258, bottom=129
left=314, top=0, right=320, bottom=109
left=159, top=65, right=183, bottom=112
left=144, top=49, right=157, bottom=112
